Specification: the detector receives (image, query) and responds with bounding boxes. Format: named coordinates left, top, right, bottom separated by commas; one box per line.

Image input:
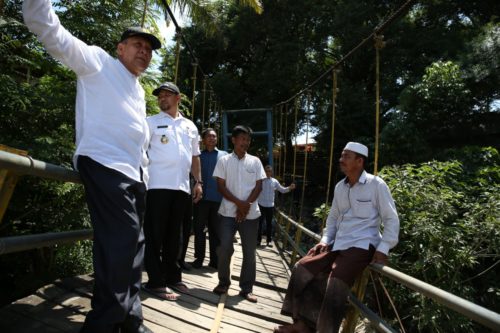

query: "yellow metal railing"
left=0, top=145, right=28, bottom=223
left=0, top=149, right=90, bottom=254
left=274, top=208, right=500, bottom=333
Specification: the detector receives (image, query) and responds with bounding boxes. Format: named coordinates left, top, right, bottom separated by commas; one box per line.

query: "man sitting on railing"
left=275, top=142, right=400, bottom=333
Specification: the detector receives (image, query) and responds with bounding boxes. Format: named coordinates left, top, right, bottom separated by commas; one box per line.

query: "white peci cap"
left=344, top=142, right=368, bottom=157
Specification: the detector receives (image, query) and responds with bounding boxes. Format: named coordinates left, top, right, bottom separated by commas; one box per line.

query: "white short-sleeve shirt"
left=213, top=152, right=266, bottom=220
left=146, top=112, right=200, bottom=194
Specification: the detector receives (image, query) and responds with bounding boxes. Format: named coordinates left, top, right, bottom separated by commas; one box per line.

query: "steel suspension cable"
left=292, top=92, right=311, bottom=266
left=275, top=0, right=416, bottom=107
left=211, top=99, right=217, bottom=128
left=277, top=105, right=284, bottom=179
left=298, top=94, right=311, bottom=223
left=284, top=99, right=300, bottom=249
left=322, top=70, right=338, bottom=231
left=202, top=77, right=207, bottom=129
left=190, top=62, right=198, bottom=120
left=345, top=35, right=387, bottom=332
left=173, top=32, right=181, bottom=84
left=374, top=34, right=384, bottom=175
left=159, top=0, right=222, bottom=114
left=282, top=104, right=289, bottom=182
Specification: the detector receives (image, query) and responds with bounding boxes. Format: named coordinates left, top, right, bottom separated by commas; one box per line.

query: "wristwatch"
left=194, top=179, right=203, bottom=185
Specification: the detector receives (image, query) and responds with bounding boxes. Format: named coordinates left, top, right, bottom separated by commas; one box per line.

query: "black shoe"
left=130, top=324, right=153, bottom=333
left=213, top=284, right=229, bottom=295
left=178, top=261, right=191, bottom=271
left=190, top=260, right=203, bottom=268
left=135, top=324, right=154, bottom=333
left=120, top=319, right=153, bottom=333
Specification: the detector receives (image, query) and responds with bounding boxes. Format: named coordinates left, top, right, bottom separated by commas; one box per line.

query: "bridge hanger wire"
left=160, top=0, right=222, bottom=128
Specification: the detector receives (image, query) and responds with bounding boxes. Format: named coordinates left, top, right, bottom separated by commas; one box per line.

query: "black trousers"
left=78, top=156, right=146, bottom=333
left=258, top=205, right=274, bottom=244
left=144, top=189, right=190, bottom=287
left=193, top=200, right=221, bottom=266
left=179, top=198, right=193, bottom=264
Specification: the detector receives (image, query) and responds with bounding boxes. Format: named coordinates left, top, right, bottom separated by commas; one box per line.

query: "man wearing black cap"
left=143, top=82, right=202, bottom=300
left=23, top=1, right=161, bottom=332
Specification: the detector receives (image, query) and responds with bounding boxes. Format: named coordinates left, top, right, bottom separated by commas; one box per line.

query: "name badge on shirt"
left=161, top=135, right=169, bottom=144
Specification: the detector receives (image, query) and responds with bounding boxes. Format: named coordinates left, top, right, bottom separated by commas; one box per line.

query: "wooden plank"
left=141, top=297, right=210, bottom=333
left=5, top=293, right=84, bottom=332
left=219, top=306, right=286, bottom=332
left=0, top=306, right=62, bottom=333
left=0, top=232, right=296, bottom=333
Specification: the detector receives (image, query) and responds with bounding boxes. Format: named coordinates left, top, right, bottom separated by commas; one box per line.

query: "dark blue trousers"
left=144, top=189, right=190, bottom=287
left=257, top=205, right=274, bottom=244
left=78, top=156, right=146, bottom=333
left=193, top=200, right=221, bottom=266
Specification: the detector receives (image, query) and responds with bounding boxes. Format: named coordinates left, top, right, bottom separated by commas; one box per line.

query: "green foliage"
left=461, top=23, right=500, bottom=110
left=312, top=203, right=330, bottom=223
left=378, top=147, right=500, bottom=331
left=176, top=0, right=499, bottom=170
left=400, top=61, right=473, bottom=140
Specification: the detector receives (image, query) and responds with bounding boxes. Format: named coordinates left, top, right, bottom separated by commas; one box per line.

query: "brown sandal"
left=239, top=291, right=258, bottom=303
left=143, top=286, right=179, bottom=301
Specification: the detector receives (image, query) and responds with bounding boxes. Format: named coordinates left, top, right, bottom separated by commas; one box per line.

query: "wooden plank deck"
left=0, top=236, right=293, bottom=332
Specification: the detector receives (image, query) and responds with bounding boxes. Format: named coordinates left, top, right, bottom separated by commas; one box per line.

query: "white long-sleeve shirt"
left=23, top=0, right=150, bottom=183
left=320, top=171, right=400, bottom=255
left=257, top=177, right=290, bottom=207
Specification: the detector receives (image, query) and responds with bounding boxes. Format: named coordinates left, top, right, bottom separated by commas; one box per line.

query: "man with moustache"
left=144, top=82, right=202, bottom=300
left=23, top=1, right=161, bottom=332
left=191, top=128, right=228, bottom=269
left=275, top=142, right=400, bottom=333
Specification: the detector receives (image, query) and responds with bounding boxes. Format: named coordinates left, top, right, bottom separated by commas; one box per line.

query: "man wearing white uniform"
left=275, top=142, right=400, bottom=333
left=22, top=1, right=161, bottom=332
left=144, top=82, right=202, bottom=300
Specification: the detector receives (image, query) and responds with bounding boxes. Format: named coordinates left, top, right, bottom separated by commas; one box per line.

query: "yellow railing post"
left=344, top=35, right=385, bottom=332
left=282, top=104, right=288, bottom=186
left=342, top=269, right=371, bottom=332
left=0, top=145, right=28, bottom=223
left=173, top=31, right=181, bottom=84
left=201, top=76, right=207, bottom=128
left=190, top=62, right=198, bottom=120
left=284, top=99, right=299, bottom=250
left=291, top=92, right=311, bottom=267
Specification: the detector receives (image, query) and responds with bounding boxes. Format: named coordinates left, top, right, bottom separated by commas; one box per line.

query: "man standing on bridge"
left=23, top=1, right=161, bottom=332
left=143, top=82, right=202, bottom=299
left=275, top=142, right=399, bottom=333
left=191, top=128, right=228, bottom=269
left=212, top=125, right=266, bottom=303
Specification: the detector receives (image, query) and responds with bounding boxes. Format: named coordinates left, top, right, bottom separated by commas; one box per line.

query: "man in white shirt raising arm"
left=275, top=142, right=400, bottom=333
left=23, top=1, right=161, bottom=332
left=257, top=165, right=295, bottom=247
